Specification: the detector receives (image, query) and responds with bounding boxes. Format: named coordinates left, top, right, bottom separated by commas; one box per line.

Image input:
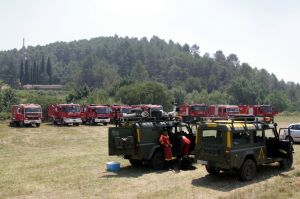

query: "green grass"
left=0, top=115, right=300, bottom=199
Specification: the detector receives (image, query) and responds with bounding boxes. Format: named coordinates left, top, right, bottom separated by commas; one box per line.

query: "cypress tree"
left=46, top=57, right=52, bottom=84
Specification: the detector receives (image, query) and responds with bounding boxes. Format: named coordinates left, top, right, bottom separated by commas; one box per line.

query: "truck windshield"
left=64, top=106, right=80, bottom=113
left=25, top=108, right=41, bottom=113
left=96, top=107, right=110, bottom=114
left=121, top=108, right=130, bottom=114
left=202, top=129, right=223, bottom=144
left=226, top=108, right=239, bottom=113
left=151, top=106, right=163, bottom=111
left=261, top=106, right=272, bottom=112
left=191, top=105, right=208, bottom=111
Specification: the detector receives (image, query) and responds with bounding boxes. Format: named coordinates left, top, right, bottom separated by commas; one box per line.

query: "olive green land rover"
left=195, top=121, right=294, bottom=181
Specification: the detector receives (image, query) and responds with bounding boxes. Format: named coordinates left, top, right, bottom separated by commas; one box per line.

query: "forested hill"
left=0, top=35, right=300, bottom=111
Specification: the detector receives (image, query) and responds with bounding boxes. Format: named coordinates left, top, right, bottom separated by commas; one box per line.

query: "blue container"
left=106, top=161, right=120, bottom=172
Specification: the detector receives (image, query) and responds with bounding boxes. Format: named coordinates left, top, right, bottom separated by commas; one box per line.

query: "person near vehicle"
left=182, top=135, right=191, bottom=157
left=159, top=129, right=172, bottom=161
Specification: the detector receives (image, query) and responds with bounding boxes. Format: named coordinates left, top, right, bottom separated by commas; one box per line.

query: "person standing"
left=159, top=129, right=172, bottom=161
left=182, top=135, right=191, bottom=157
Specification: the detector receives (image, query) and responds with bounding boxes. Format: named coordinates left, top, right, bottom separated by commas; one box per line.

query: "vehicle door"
left=108, top=126, right=135, bottom=156
left=290, top=124, right=300, bottom=142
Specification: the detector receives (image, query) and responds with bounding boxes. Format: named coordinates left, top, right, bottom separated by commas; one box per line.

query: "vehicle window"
left=25, top=108, right=41, bottom=113
left=254, top=130, right=264, bottom=143
left=190, top=125, right=197, bottom=135
left=265, top=129, right=275, bottom=138
left=191, top=106, right=208, bottom=111
left=95, top=107, right=110, bottom=114
left=233, top=131, right=251, bottom=146
left=64, top=106, right=81, bottom=113
left=295, top=125, right=300, bottom=130
left=202, top=130, right=223, bottom=144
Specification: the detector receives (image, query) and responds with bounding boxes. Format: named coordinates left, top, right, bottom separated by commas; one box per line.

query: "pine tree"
left=19, top=61, right=24, bottom=85
left=46, top=57, right=52, bottom=84
left=24, top=60, right=29, bottom=84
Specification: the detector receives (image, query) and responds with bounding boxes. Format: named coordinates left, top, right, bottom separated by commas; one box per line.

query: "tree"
left=227, top=77, right=261, bottom=104
left=19, top=61, right=24, bottom=85
left=265, top=91, right=291, bottom=112
left=24, top=60, right=29, bottom=84
left=46, top=57, right=52, bottom=84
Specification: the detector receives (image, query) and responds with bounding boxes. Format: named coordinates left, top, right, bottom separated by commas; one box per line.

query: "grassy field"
left=0, top=116, right=300, bottom=199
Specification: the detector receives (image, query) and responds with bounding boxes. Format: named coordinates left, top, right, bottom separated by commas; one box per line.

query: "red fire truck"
left=48, top=103, right=82, bottom=126
left=239, top=105, right=278, bottom=120
left=178, top=104, right=209, bottom=122
left=131, top=104, right=165, bottom=118
left=10, top=104, right=42, bottom=127
left=81, top=105, right=111, bottom=125
left=208, top=105, right=240, bottom=119
left=110, top=105, right=133, bottom=119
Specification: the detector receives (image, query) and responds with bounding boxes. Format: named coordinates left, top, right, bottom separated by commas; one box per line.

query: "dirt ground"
left=0, top=116, right=299, bottom=199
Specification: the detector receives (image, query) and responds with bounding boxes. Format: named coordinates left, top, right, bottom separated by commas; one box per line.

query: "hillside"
left=0, top=35, right=300, bottom=111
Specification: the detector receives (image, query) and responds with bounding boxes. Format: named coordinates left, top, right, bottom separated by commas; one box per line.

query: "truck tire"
left=238, top=159, right=256, bottom=181
left=36, top=123, right=40, bottom=127
left=74, top=123, right=80, bottom=126
left=205, top=165, right=220, bottom=175
left=150, top=150, right=165, bottom=170
left=129, top=159, right=143, bottom=166
left=19, top=121, right=24, bottom=127
left=280, top=154, right=293, bottom=169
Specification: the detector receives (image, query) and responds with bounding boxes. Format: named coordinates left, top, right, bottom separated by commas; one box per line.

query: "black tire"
left=150, top=150, right=165, bottom=170
left=36, top=123, right=40, bottom=127
left=205, top=165, right=220, bottom=175
left=129, top=159, right=143, bottom=166
left=238, top=159, right=256, bottom=181
left=280, top=155, right=293, bottom=169
left=103, top=122, right=107, bottom=126
left=285, top=136, right=294, bottom=144
left=19, top=121, right=24, bottom=127
left=74, top=123, right=80, bottom=126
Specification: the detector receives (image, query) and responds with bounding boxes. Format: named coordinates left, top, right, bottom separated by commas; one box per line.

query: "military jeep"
left=195, top=120, right=294, bottom=181
left=108, top=120, right=196, bottom=169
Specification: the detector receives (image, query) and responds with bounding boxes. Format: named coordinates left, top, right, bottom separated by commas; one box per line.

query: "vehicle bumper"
left=24, top=119, right=41, bottom=124
left=63, top=118, right=82, bottom=124
left=94, top=118, right=110, bottom=123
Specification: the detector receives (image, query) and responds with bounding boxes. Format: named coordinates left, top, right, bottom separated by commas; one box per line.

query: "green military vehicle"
left=195, top=120, right=294, bottom=181
left=108, top=120, right=196, bottom=169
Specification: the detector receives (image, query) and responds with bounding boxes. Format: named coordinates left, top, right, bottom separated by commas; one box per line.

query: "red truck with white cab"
left=48, top=103, right=82, bottom=126
left=81, top=104, right=111, bottom=125
left=10, top=104, right=42, bottom=127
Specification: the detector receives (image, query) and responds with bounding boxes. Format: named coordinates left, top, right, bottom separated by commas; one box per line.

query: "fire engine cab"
left=208, top=105, right=240, bottom=119
left=178, top=104, right=209, bottom=122
left=10, top=104, right=42, bottom=127
left=239, top=105, right=278, bottom=121
left=81, top=105, right=111, bottom=125
left=48, top=104, right=82, bottom=126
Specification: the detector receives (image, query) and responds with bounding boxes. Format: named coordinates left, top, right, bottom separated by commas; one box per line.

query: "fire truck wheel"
left=103, top=122, right=107, bottom=126
left=36, top=123, right=40, bottom=127
left=150, top=150, right=165, bottom=170
left=74, top=123, right=80, bottom=126
left=19, top=121, right=24, bottom=127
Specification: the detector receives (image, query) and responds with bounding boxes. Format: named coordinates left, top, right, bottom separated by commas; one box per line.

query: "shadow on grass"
left=191, top=164, right=294, bottom=192
left=102, top=160, right=197, bottom=178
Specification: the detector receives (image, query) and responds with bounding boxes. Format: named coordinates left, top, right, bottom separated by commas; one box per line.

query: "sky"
left=0, top=0, right=299, bottom=83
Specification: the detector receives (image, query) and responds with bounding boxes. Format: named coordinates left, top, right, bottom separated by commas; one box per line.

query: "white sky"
left=0, top=0, right=299, bottom=83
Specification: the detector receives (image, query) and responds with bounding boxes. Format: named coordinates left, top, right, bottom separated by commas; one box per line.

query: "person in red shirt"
left=182, top=135, right=191, bottom=157
left=159, top=130, right=172, bottom=161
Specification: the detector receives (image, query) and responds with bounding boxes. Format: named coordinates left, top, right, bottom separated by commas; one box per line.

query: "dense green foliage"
left=1, top=35, right=300, bottom=112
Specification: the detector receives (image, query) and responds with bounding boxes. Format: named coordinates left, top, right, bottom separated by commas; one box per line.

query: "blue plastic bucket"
left=106, top=161, right=120, bottom=172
